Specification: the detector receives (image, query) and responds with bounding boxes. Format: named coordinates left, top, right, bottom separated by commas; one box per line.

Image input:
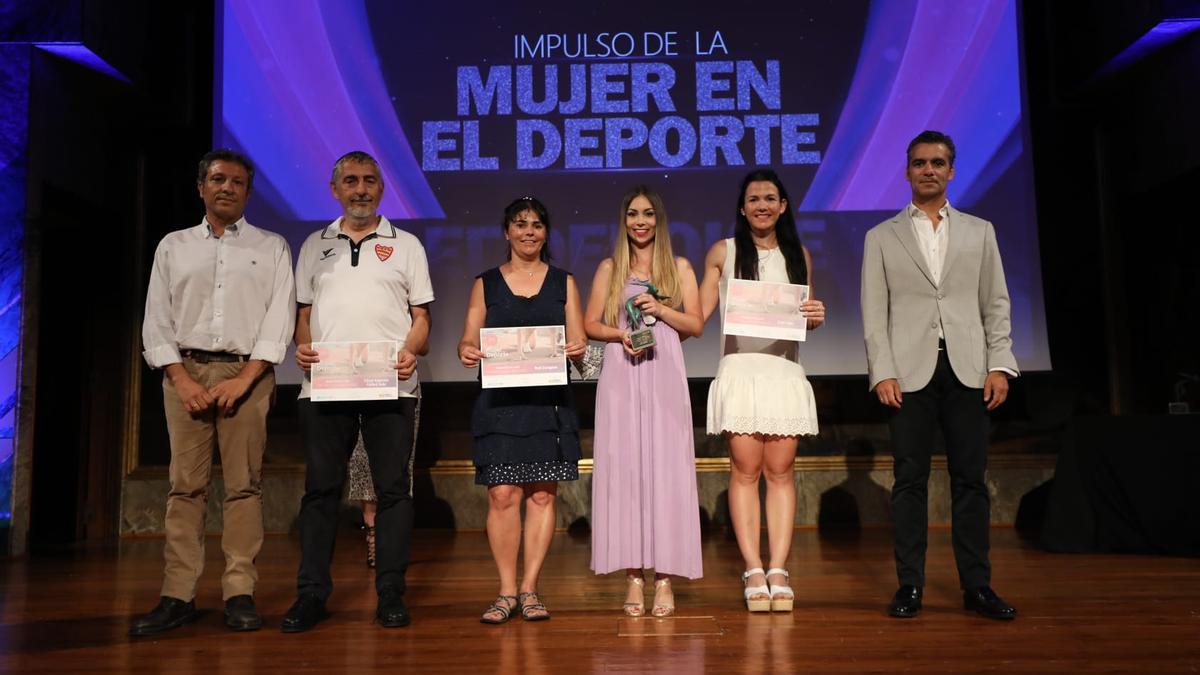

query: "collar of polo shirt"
left=320, top=215, right=399, bottom=240
left=320, top=215, right=400, bottom=267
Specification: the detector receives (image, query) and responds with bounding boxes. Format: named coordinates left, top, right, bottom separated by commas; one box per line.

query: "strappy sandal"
left=624, top=575, right=645, bottom=617
left=480, top=595, right=518, bottom=624
left=742, top=568, right=771, bottom=612
left=518, top=591, right=550, bottom=622
left=651, top=578, right=675, bottom=618
left=767, top=568, right=794, bottom=612
left=365, top=526, right=376, bottom=569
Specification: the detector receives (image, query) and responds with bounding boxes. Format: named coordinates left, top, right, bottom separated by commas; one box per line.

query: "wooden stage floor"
left=2, top=528, right=1197, bottom=673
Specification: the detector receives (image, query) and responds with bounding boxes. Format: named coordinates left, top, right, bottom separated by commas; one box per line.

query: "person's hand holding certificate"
left=723, top=279, right=809, bottom=342
left=311, top=340, right=399, bottom=401
left=480, top=325, right=568, bottom=389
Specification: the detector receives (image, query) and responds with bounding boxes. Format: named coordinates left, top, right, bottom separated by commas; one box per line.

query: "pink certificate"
left=480, top=325, right=568, bottom=389
left=723, top=279, right=809, bottom=342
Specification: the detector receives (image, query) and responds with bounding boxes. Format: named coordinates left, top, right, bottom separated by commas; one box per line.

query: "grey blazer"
left=860, top=206, right=1019, bottom=392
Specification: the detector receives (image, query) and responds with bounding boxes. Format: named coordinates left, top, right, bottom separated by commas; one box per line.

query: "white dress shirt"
left=142, top=218, right=296, bottom=368
left=908, top=201, right=950, bottom=288
left=909, top=202, right=1016, bottom=378
left=295, top=216, right=435, bottom=399
left=909, top=201, right=950, bottom=341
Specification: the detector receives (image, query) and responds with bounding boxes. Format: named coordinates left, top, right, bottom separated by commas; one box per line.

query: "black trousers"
left=889, top=349, right=991, bottom=589
left=296, top=398, right=417, bottom=601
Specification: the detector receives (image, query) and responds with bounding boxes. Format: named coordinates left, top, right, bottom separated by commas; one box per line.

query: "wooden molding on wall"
left=125, top=453, right=1056, bottom=480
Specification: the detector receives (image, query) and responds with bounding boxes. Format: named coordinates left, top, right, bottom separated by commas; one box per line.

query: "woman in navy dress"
left=458, top=197, right=587, bottom=623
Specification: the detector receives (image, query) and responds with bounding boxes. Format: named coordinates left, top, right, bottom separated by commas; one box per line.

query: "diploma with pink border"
left=480, top=325, right=568, bottom=389
left=723, top=279, right=809, bottom=342
left=311, top=340, right=399, bottom=401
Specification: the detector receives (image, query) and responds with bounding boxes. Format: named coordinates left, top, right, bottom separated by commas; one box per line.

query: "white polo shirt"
left=295, top=216, right=435, bottom=399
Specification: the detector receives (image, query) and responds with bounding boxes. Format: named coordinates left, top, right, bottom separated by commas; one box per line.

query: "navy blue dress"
left=472, top=266, right=581, bottom=486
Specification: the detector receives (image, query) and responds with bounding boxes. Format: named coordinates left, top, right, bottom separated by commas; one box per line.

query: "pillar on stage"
left=0, top=43, right=30, bottom=555
left=0, top=3, right=132, bottom=555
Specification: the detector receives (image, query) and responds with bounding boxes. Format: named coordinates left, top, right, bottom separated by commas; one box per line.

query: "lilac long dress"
left=590, top=279, right=703, bottom=579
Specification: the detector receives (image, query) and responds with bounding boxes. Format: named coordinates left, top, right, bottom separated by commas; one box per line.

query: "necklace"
left=757, top=246, right=778, bottom=272
left=509, top=263, right=542, bottom=278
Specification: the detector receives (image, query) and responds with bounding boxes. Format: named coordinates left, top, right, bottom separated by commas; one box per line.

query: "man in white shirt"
left=133, top=150, right=296, bottom=636
left=282, top=151, right=434, bottom=632
left=860, top=131, right=1020, bottom=621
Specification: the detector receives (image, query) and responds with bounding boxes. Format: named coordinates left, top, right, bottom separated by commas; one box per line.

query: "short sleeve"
left=407, top=239, right=435, bottom=305
left=295, top=235, right=315, bottom=305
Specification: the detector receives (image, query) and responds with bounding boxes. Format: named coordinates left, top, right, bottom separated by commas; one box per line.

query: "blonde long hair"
left=603, top=186, right=683, bottom=327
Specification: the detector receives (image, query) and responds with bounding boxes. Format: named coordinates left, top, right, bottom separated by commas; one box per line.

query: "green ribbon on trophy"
left=624, top=279, right=670, bottom=351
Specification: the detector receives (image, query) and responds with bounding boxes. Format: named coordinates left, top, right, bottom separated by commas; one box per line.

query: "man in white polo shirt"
left=282, top=151, right=434, bottom=632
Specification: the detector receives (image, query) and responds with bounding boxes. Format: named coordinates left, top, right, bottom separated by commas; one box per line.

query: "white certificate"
left=480, top=325, right=568, bottom=389
left=311, top=340, right=399, bottom=401
left=723, top=279, right=809, bottom=342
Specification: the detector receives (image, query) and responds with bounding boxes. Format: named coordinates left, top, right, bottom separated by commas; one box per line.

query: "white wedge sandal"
left=742, top=568, right=771, bottom=612
left=767, top=568, right=794, bottom=612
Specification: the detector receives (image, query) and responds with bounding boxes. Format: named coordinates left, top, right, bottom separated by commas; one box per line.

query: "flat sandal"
left=518, top=591, right=550, bottom=622
left=480, top=595, right=518, bottom=624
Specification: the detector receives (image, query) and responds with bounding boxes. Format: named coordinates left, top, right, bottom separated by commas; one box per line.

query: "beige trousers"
left=160, top=358, right=274, bottom=601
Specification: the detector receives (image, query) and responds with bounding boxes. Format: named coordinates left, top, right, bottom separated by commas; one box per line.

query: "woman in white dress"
left=698, top=169, right=826, bottom=612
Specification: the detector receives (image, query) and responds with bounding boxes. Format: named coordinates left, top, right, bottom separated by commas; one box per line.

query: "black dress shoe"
left=129, top=596, right=197, bottom=636
left=963, top=586, right=1017, bottom=620
left=376, top=585, right=411, bottom=628
left=224, top=595, right=264, bottom=631
left=888, top=585, right=923, bottom=618
left=281, top=594, right=328, bottom=633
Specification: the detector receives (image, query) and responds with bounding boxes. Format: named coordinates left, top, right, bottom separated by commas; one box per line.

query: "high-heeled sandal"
left=742, top=568, right=771, bottom=612
left=623, top=575, right=645, bottom=617
left=480, top=595, right=518, bottom=624
left=766, top=568, right=794, bottom=612
left=365, top=526, right=376, bottom=569
left=518, top=591, right=550, bottom=621
left=651, top=578, right=675, bottom=618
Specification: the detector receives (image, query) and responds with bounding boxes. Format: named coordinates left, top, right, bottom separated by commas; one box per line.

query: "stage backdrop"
left=214, top=0, right=1050, bottom=384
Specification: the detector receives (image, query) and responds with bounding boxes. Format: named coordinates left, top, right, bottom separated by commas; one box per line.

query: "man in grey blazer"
left=861, top=130, right=1019, bottom=621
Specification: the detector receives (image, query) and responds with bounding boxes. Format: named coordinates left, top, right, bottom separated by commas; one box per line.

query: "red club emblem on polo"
left=375, top=244, right=394, bottom=262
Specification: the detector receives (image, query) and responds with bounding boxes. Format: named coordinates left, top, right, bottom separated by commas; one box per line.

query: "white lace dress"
left=706, top=238, right=819, bottom=437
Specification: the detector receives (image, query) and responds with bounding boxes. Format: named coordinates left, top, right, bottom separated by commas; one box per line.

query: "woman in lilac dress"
left=585, top=186, right=704, bottom=617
